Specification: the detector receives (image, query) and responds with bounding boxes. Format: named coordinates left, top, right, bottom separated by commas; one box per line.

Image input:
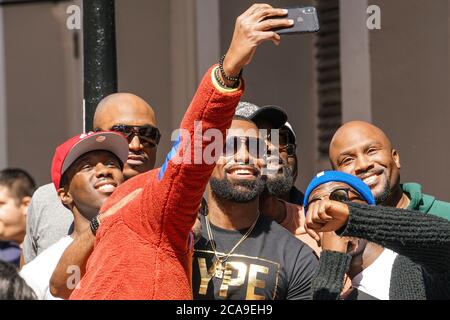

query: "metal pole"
left=0, top=7, right=8, bottom=169
left=83, top=0, right=117, bottom=132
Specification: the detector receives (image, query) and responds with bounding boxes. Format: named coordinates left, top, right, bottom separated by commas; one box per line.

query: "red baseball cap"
left=51, top=131, right=129, bottom=190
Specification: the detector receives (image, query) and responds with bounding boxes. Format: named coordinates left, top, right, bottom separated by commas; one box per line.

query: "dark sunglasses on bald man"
left=108, top=124, right=161, bottom=147
left=223, top=136, right=266, bottom=159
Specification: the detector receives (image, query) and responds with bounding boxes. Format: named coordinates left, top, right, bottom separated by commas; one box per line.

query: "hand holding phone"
left=223, top=3, right=294, bottom=72
left=270, top=6, right=320, bottom=35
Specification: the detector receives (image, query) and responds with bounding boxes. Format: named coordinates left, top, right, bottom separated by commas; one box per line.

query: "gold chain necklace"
left=205, top=212, right=260, bottom=279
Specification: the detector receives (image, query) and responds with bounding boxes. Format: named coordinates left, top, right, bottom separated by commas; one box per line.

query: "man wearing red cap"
left=49, top=4, right=294, bottom=300
left=22, top=92, right=161, bottom=266
left=20, top=131, right=129, bottom=299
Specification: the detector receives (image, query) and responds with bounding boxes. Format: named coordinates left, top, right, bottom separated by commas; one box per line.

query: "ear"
left=19, top=196, right=32, bottom=217
left=392, top=149, right=401, bottom=169
left=58, top=187, right=73, bottom=208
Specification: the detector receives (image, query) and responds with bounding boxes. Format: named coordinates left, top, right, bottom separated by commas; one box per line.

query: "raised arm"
left=50, top=4, right=294, bottom=297
left=136, top=4, right=294, bottom=253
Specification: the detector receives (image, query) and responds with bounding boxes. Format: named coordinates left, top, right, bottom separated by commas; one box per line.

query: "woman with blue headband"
left=303, top=171, right=450, bottom=300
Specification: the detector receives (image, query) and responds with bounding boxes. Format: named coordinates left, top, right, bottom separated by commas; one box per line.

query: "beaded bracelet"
left=214, top=66, right=240, bottom=89
left=219, top=54, right=243, bottom=83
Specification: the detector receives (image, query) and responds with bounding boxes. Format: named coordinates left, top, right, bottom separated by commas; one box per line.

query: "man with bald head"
left=22, top=93, right=160, bottom=264
left=329, top=120, right=450, bottom=219
left=93, top=93, right=159, bottom=180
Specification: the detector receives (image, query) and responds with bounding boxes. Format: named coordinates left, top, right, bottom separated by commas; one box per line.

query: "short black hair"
left=0, top=168, right=36, bottom=203
left=0, top=261, right=37, bottom=300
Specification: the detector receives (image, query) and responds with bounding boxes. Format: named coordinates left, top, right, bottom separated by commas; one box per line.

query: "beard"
left=374, top=178, right=391, bottom=204
left=210, top=175, right=266, bottom=203
left=265, top=165, right=294, bottom=197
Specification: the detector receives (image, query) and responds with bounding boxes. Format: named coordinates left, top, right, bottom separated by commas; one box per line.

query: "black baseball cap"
left=235, top=102, right=288, bottom=129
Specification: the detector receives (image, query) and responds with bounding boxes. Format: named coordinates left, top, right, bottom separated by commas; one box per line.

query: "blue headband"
left=303, top=171, right=376, bottom=208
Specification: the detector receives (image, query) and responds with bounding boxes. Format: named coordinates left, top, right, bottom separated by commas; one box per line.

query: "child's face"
left=0, top=186, right=27, bottom=238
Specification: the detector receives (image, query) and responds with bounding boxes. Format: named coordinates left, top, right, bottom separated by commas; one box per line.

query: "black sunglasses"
left=329, top=188, right=357, bottom=202
left=108, top=124, right=161, bottom=147
left=313, top=188, right=364, bottom=204
left=223, top=136, right=266, bottom=159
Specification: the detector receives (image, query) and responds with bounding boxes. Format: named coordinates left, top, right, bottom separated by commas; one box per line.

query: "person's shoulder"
left=35, top=183, right=57, bottom=193
left=29, top=236, right=73, bottom=262
left=432, top=198, right=450, bottom=209
left=260, top=215, right=293, bottom=237
left=31, top=183, right=59, bottom=203
left=418, top=187, right=450, bottom=218
left=402, top=182, right=450, bottom=217
left=260, top=218, right=318, bottom=277
left=20, top=236, right=73, bottom=273
left=259, top=216, right=311, bottom=251
left=20, top=236, right=73, bottom=300
left=429, top=198, right=450, bottom=220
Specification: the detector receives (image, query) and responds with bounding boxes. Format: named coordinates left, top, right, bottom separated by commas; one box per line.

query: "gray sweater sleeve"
left=23, top=188, right=41, bottom=264
left=339, top=202, right=450, bottom=274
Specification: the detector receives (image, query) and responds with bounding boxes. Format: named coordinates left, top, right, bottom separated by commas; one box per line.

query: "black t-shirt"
left=192, top=215, right=319, bottom=300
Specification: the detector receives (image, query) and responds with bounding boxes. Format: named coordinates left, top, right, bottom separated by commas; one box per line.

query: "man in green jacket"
left=328, top=121, right=450, bottom=219
left=401, top=182, right=450, bottom=217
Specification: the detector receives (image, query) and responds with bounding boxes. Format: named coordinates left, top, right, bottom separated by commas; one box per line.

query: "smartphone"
left=271, top=6, right=320, bottom=35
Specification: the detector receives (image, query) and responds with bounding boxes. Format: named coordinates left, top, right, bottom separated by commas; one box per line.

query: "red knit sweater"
left=69, top=67, right=243, bottom=300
